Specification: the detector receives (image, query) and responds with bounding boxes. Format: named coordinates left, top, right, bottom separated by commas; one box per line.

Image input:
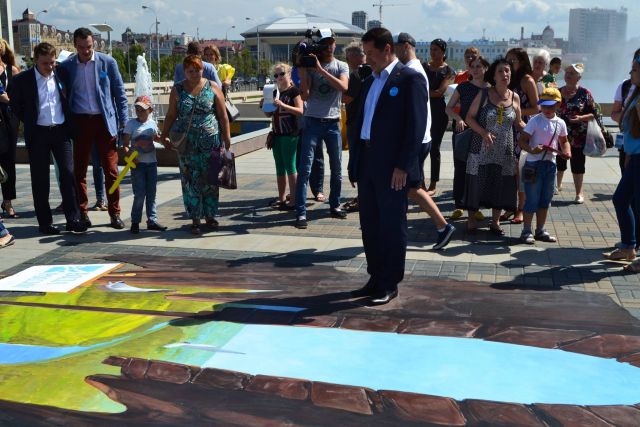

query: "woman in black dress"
left=424, top=38, right=455, bottom=196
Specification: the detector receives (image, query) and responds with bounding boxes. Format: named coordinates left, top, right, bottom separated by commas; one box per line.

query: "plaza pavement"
left=1, top=132, right=640, bottom=320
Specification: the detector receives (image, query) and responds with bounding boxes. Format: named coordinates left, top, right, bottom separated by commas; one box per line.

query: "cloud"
left=273, top=6, right=299, bottom=18
left=422, top=0, right=468, bottom=18
left=500, top=0, right=551, bottom=22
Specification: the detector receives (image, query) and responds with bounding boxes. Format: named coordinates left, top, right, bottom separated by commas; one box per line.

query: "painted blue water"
left=0, top=322, right=169, bottom=365
left=195, top=324, right=640, bottom=406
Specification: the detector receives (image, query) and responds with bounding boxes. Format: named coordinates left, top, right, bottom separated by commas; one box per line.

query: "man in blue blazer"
left=9, top=43, right=86, bottom=234
left=347, top=28, right=428, bottom=305
left=57, top=27, right=129, bottom=229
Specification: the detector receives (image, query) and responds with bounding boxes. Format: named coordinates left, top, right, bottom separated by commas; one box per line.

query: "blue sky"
left=18, top=1, right=639, bottom=43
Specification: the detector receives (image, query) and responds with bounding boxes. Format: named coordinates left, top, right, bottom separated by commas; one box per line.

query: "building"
left=12, top=8, right=104, bottom=59
left=432, top=38, right=517, bottom=64
left=0, top=0, right=12, bottom=49
left=351, top=11, right=367, bottom=31
left=241, top=13, right=365, bottom=64
left=367, top=20, right=382, bottom=30
left=568, top=7, right=627, bottom=53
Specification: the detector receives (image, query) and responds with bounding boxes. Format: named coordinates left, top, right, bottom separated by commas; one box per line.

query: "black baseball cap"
left=393, top=32, right=416, bottom=47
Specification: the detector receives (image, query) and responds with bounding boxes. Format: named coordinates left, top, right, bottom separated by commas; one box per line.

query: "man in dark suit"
left=347, top=28, right=428, bottom=305
left=9, top=42, right=86, bottom=234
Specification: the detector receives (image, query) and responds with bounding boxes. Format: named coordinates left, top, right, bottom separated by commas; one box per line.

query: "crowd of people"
left=1, top=26, right=640, bottom=301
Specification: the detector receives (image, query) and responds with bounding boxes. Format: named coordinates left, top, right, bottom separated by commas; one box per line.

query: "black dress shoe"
left=367, top=289, right=398, bottom=306
left=147, top=221, right=167, bottom=231
left=39, top=224, right=60, bottom=235
left=81, top=213, right=92, bottom=228
left=110, top=215, right=125, bottom=229
left=330, top=208, right=347, bottom=219
left=350, top=279, right=378, bottom=298
left=65, top=220, right=88, bottom=233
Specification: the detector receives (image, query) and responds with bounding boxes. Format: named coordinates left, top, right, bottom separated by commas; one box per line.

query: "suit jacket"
left=347, top=61, right=428, bottom=184
left=8, top=67, right=73, bottom=145
left=57, top=51, right=128, bottom=137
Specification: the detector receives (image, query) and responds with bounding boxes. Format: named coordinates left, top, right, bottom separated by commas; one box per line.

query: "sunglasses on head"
left=273, top=71, right=286, bottom=78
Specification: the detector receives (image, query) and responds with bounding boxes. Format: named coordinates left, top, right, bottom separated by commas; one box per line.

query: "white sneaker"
left=575, top=195, right=584, bottom=204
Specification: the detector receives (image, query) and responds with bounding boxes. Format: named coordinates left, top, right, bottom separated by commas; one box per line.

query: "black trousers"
left=451, top=126, right=467, bottom=208
left=429, top=99, right=449, bottom=182
left=357, top=145, right=408, bottom=292
left=27, top=125, right=81, bottom=227
left=0, top=109, right=19, bottom=201
left=619, top=148, right=640, bottom=247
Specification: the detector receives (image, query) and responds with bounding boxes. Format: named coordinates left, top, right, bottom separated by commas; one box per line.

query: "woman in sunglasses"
left=261, top=63, right=304, bottom=210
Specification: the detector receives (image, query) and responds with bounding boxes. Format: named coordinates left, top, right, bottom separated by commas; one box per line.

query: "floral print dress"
left=558, top=86, right=596, bottom=149
left=173, top=81, right=221, bottom=219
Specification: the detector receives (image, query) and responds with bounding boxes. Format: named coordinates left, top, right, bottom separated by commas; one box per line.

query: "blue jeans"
left=130, top=162, right=158, bottom=224
left=92, top=143, right=105, bottom=202
left=295, top=118, right=342, bottom=216
left=523, top=160, right=556, bottom=213
left=0, top=221, right=8, bottom=237
left=613, top=154, right=640, bottom=249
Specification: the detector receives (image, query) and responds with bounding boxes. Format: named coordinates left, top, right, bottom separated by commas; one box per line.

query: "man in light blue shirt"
left=173, top=41, right=221, bottom=87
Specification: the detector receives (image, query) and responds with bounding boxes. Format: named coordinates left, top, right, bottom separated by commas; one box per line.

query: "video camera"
left=292, top=28, right=335, bottom=68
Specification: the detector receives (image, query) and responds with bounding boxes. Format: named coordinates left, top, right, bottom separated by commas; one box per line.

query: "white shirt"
left=360, top=58, right=399, bottom=140
left=614, top=81, right=636, bottom=106
left=523, top=114, right=568, bottom=163
left=71, top=52, right=101, bottom=114
left=405, top=58, right=432, bottom=144
left=35, top=67, right=65, bottom=126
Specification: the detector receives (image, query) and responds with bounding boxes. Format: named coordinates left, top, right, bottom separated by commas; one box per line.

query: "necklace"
left=494, top=87, right=509, bottom=102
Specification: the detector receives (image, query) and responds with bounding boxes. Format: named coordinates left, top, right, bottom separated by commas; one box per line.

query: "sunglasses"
left=273, top=71, right=286, bottom=78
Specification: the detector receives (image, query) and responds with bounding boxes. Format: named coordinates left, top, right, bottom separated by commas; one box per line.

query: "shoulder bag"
left=225, top=95, right=240, bottom=122
left=453, top=88, right=488, bottom=162
left=168, top=85, right=197, bottom=154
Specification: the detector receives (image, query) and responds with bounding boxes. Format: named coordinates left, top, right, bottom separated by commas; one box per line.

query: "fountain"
left=133, top=55, right=155, bottom=117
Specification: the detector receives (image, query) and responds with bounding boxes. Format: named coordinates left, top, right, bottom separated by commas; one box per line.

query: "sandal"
left=1, top=202, right=18, bottom=218
left=489, top=224, right=505, bottom=236
left=534, top=230, right=557, bottom=243
left=520, top=232, right=535, bottom=245
left=499, top=211, right=514, bottom=222
left=269, top=198, right=284, bottom=208
left=205, top=218, right=219, bottom=229
left=314, top=193, right=326, bottom=202
left=191, top=223, right=202, bottom=235
left=603, top=248, right=636, bottom=261
left=343, top=198, right=359, bottom=212
left=0, top=234, right=15, bottom=249
left=623, top=259, right=640, bottom=273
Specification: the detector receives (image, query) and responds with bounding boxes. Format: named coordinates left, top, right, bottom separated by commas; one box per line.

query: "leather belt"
left=308, top=117, right=340, bottom=123
left=36, top=123, right=64, bottom=130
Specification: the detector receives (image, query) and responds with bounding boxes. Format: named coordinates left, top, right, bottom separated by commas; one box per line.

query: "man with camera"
left=294, top=29, right=349, bottom=229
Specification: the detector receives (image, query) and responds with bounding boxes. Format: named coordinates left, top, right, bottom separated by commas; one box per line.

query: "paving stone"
left=191, top=367, right=251, bottom=390
left=587, top=405, right=640, bottom=425
left=246, top=375, right=310, bottom=400
left=533, top=404, right=613, bottom=426
left=463, top=399, right=544, bottom=426
left=146, top=360, right=194, bottom=384
left=310, top=382, right=373, bottom=415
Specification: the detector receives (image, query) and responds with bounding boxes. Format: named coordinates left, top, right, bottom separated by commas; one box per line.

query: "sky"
left=17, top=1, right=639, bottom=43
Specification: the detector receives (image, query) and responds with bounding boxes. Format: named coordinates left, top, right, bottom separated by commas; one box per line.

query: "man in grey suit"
left=57, top=27, right=129, bottom=229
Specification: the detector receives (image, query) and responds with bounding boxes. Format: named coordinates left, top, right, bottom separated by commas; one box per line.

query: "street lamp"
left=32, top=10, right=47, bottom=58
left=90, top=23, right=113, bottom=54
left=225, top=25, right=235, bottom=63
left=142, top=5, right=160, bottom=83
left=245, top=17, right=262, bottom=76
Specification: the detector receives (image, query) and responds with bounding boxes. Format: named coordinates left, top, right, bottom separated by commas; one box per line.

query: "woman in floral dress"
left=463, top=58, right=525, bottom=235
left=162, top=55, right=231, bottom=235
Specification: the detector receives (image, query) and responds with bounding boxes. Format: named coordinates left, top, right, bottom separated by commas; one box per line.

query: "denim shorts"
left=523, top=160, right=556, bottom=213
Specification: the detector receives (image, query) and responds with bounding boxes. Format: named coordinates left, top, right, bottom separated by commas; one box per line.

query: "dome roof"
left=241, top=13, right=364, bottom=38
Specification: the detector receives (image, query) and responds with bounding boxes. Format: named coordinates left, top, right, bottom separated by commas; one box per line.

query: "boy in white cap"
left=517, top=87, right=571, bottom=244
left=122, top=95, right=166, bottom=234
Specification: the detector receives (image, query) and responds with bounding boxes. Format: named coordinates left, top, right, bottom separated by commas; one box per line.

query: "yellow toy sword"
left=108, top=150, right=138, bottom=195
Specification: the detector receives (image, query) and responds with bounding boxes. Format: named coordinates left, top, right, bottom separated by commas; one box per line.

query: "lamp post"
left=90, top=24, right=113, bottom=55
left=225, top=25, right=235, bottom=63
left=245, top=17, right=262, bottom=77
left=32, top=10, right=47, bottom=58
left=142, top=5, right=160, bottom=83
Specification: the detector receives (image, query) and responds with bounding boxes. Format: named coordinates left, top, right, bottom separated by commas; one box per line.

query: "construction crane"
left=372, top=1, right=410, bottom=24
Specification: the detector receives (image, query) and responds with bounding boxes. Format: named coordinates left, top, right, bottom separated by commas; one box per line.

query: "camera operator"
left=294, top=29, right=349, bottom=229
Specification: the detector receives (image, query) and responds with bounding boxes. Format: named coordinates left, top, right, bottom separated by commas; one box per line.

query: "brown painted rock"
left=380, top=390, right=466, bottom=426
left=463, top=399, right=545, bottom=426
left=310, top=382, right=373, bottom=415
left=341, top=316, right=403, bottom=333
left=560, top=334, right=640, bottom=359
left=484, top=327, right=592, bottom=349
left=397, top=319, right=481, bottom=337
left=534, top=404, right=613, bottom=426
left=146, top=361, right=194, bottom=384
left=246, top=375, right=310, bottom=400
left=191, top=367, right=251, bottom=390
left=587, top=405, right=640, bottom=426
